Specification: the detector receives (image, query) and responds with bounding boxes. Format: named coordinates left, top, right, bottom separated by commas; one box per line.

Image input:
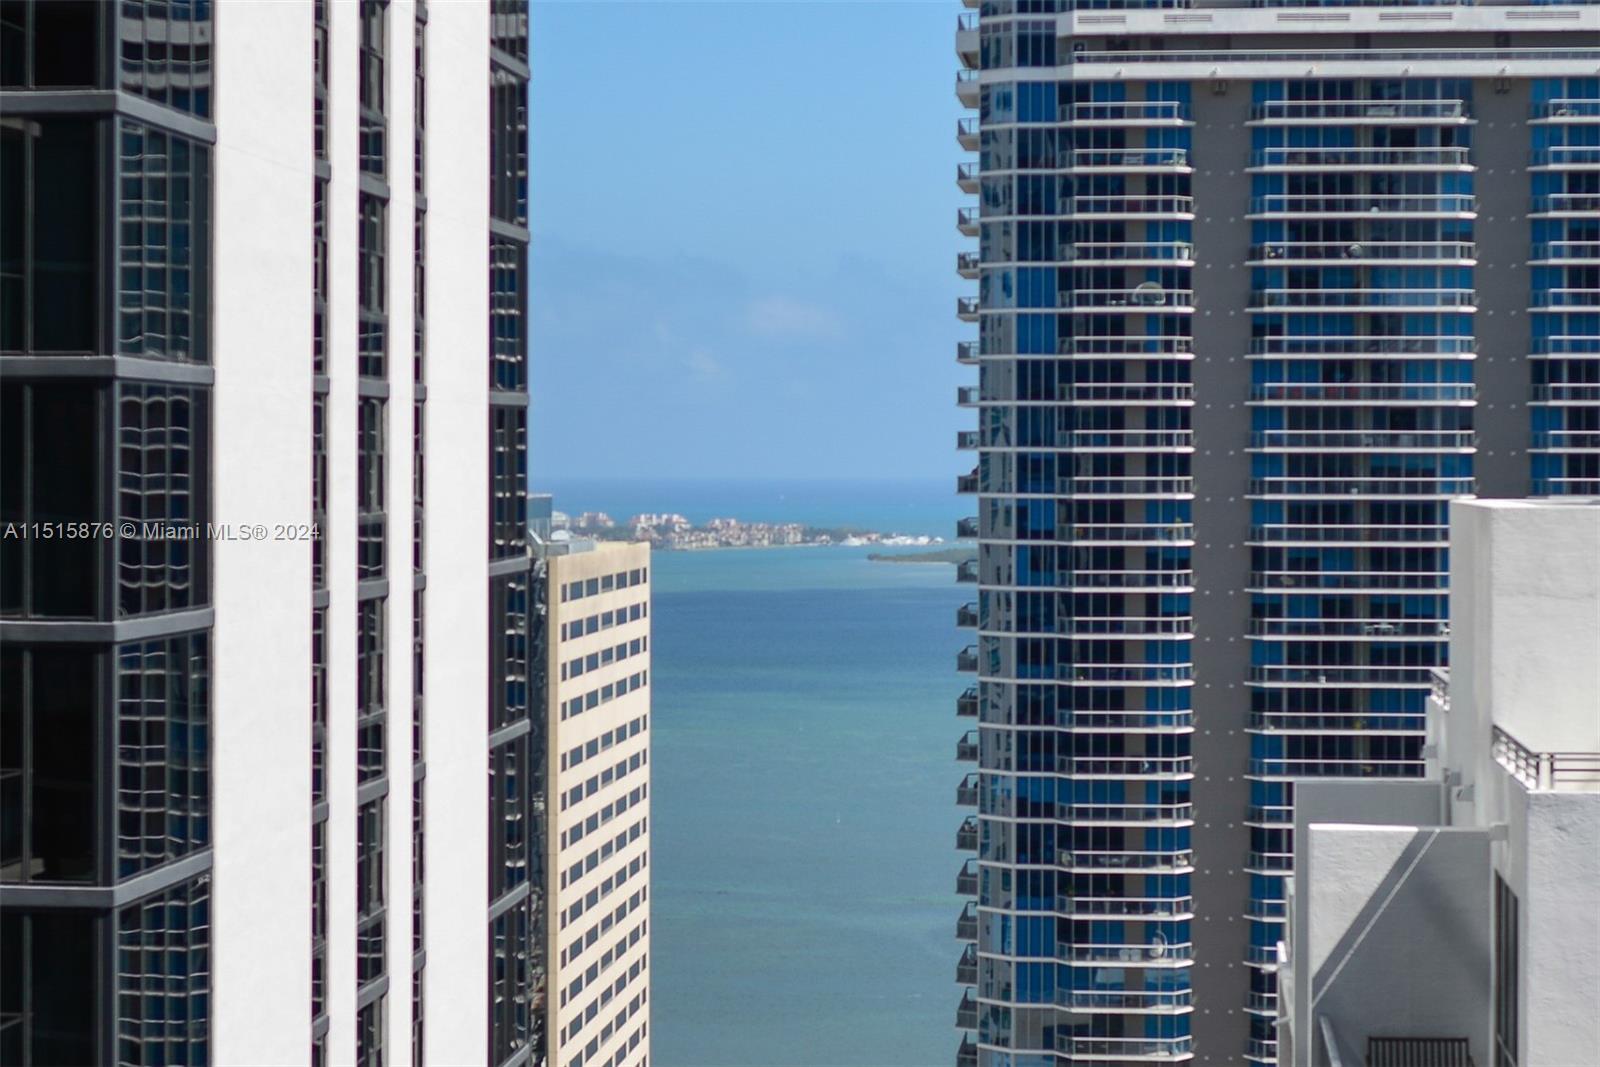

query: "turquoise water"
left=649, top=546, right=965, bottom=1066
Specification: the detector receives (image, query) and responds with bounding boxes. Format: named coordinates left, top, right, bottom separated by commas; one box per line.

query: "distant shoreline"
left=867, top=546, right=976, bottom=564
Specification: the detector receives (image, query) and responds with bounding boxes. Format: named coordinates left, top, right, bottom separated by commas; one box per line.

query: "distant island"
left=867, top=546, right=975, bottom=564
left=556, top=510, right=944, bottom=552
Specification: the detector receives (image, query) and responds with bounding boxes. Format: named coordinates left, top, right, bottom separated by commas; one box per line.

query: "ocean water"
left=647, top=545, right=966, bottom=1066
left=536, top=478, right=963, bottom=540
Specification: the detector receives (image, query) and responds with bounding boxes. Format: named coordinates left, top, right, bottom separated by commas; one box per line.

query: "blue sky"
left=529, top=1, right=967, bottom=481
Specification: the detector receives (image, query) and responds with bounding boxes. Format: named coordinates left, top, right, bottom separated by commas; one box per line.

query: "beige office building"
left=541, top=540, right=653, bottom=1067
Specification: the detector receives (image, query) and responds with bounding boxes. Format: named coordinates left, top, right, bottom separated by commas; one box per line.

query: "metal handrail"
left=1492, top=726, right=1600, bottom=790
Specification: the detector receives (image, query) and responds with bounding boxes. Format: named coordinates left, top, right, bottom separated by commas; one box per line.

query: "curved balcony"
left=956, top=775, right=979, bottom=810
left=1248, top=241, right=1475, bottom=265
left=1249, top=146, right=1471, bottom=170
left=1248, top=430, right=1475, bottom=452
left=1250, top=99, right=1469, bottom=124
left=1249, top=383, right=1476, bottom=404
left=956, top=252, right=979, bottom=279
left=1058, top=802, right=1195, bottom=826
left=955, top=901, right=977, bottom=941
left=1058, top=849, right=1195, bottom=873
left=1067, top=335, right=1193, bottom=357
left=1059, top=148, right=1192, bottom=173
left=1062, top=241, right=1194, bottom=265
left=957, top=160, right=978, bottom=193
left=1532, top=145, right=1600, bottom=169
left=1057, top=988, right=1194, bottom=1014
left=1065, top=194, right=1195, bottom=219
left=1250, top=194, right=1475, bottom=217
left=1057, top=895, right=1194, bottom=919
left=957, top=206, right=978, bottom=236
left=1055, top=1034, right=1194, bottom=1061
left=1057, top=941, right=1195, bottom=966
left=956, top=816, right=978, bottom=851
left=1248, top=618, right=1450, bottom=639
left=955, top=69, right=977, bottom=107
left=956, top=646, right=978, bottom=672
left=1056, top=754, right=1194, bottom=779
left=956, top=731, right=978, bottom=762
left=957, top=686, right=978, bottom=718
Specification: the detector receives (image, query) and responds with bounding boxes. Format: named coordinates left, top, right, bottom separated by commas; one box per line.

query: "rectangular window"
left=358, top=397, right=387, bottom=581
left=489, top=405, right=526, bottom=558
left=117, top=120, right=211, bottom=361
left=490, top=573, right=529, bottom=731
left=358, top=193, right=388, bottom=379
left=116, top=632, right=210, bottom=878
left=488, top=899, right=531, bottom=1065
left=116, top=877, right=212, bottom=1066
left=357, top=995, right=386, bottom=1067
left=1, top=646, right=99, bottom=883
left=1494, top=872, right=1520, bottom=1067
left=358, top=0, right=387, bottom=177
left=357, top=598, right=387, bottom=783
left=490, top=70, right=527, bottom=227
left=0, top=0, right=99, bottom=90
left=0, top=118, right=98, bottom=353
left=357, top=799, right=387, bottom=987
left=117, top=1, right=214, bottom=117
left=489, top=732, right=529, bottom=901
left=118, top=382, right=209, bottom=617
left=489, top=239, right=526, bottom=392
left=0, top=908, right=100, bottom=1065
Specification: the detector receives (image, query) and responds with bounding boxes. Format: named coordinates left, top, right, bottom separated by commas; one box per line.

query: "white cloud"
left=686, top=347, right=724, bottom=381
left=742, top=296, right=843, bottom=340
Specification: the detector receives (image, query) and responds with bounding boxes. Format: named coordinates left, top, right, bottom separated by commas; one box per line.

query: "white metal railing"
left=1249, top=288, right=1476, bottom=309
left=1069, top=288, right=1195, bottom=309
left=1248, top=665, right=1436, bottom=685
left=1249, top=383, right=1476, bottom=403
left=1248, top=335, right=1476, bottom=356
left=1251, top=618, right=1450, bottom=638
left=1056, top=895, right=1193, bottom=918
left=1061, top=148, right=1191, bottom=170
left=1066, top=194, right=1196, bottom=216
left=1251, top=100, right=1468, bottom=122
left=1062, top=100, right=1190, bottom=124
left=1531, top=288, right=1600, bottom=308
left=1532, top=241, right=1600, bottom=261
left=1532, top=193, right=1600, bottom=214
left=1531, top=384, right=1600, bottom=403
left=1074, top=46, right=1600, bottom=67
left=1251, top=146, right=1471, bottom=168
left=1249, top=523, right=1449, bottom=544
left=1250, top=241, right=1474, bottom=262
left=1249, top=568, right=1451, bottom=589
left=1251, top=194, right=1476, bottom=215
left=1249, top=430, right=1475, bottom=450
left=1534, top=99, right=1600, bottom=121
left=1532, top=430, right=1600, bottom=450
left=1063, top=241, right=1195, bottom=263
left=1056, top=754, right=1194, bottom=777
left=1533, top=145, right=1600, bottom=167
left=1493, top=725, right=1600, bottom=791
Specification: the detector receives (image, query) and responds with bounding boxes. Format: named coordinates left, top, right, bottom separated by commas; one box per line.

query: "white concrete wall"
left=1520, top=791, right=1600, bottom=1066
left=418, top=0, right=491, bottom=1061
left=211, top=3, right=315, bottom=1061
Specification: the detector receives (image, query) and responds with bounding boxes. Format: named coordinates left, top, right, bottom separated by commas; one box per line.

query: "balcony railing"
left=957, top=646, right=978, bottom=672
left=1246, top=476, right=1474, bottom=497
left=1251, top=146, right=1472, bottom=169
left=955, top=901, right=977, bottom=941
left=1056, top=754, right=1194, bottom=778
left=1248, top=335, right=1476, bottom=356
left=1249, top=568, right=1450, bottom=590
left=1248, top=665, right=1437, bottom=686
left=1249, top=383, right=1476, bottom=403
left=956, top=816, right=978, bottom=851
left=956, top=774, right=979, bottom=809
left=1063, top=241, right=1195, bottom=263
left=1249, top=430, right=1475, bottom=451
left=956, top=858, right=978, bottom=895
left=1249, top=523, right=1450, bottom=544
left=1249, top=288, right=1476, bottom=309
left=1533, top=145, right=1600, bottom=167
left=1534, top=99, right=1600, bottom=121
left=957, top=687, right=977, bottom=718
left=1056, top=988, right=1194, bottom=1013
left=1057, top=895, right=1194, bottom=918
left=955, top=991, right=976, bottom=1030
left=1067, top=194, right=1195, bottom=216
left=1249, top=618, right=1450, bottom=638
left=956, top=559, right=978, bottom=583
left=957, top=603, right=978, bottom=628
left=1251, top=100, right=1468, bottom=122
left=1057, top=849, right=1196, bottom=872
left=1250, top=241, right=1475, bottom=263
left=1056, top=1034, right=1195, bottom=1058
left=1068, top=288, right=1196, bottom=310
left=1531, top=384, right=1600, bottom=404
left=956, top=516, right=978, bottom=539
left=1060, top=802, right=1195, bottom=824
left=1492, top=725, right=1600, bottom=791
left=1250, top=193, right=1476, bottom=215
left=956, top=731, right=978, bottom=762
left=956, top=944, right=977, bottom=986
left=1067, top=336, right=1193, bottom=356
left=1531, top=241, right=1600, bottom=262
left=1073, top=46, right=1600, bottom=68
left=1251, top=757, right=1425, bottom=778
left=1057, top=940, right=1195, bottom=966
left=1532, top=430, right=1600, bottom=450
left=1532, top=193, right=1600, bottom=215
left=1532, top=288, right=1600, bottom=309
left=1063, top=100, right=1190, bottom=124
left=1431, top=667, right=1450, bottom=710
left=956, top=340, right=977, bottom=364
left=1061, top=148, right=1191, bottom=170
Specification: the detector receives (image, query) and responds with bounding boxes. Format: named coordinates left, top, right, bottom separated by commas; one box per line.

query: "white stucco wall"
left=211, top=3, right=315, bottom=1061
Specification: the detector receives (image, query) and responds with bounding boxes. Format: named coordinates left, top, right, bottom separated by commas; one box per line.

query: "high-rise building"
left=951, top=6, right=1599, bottom=1064
left=538, top=538, right=653, bottom=1067
left=1278, top=498, right=1600, bottom=1067
left=1, top=2, right=544, bottom=1065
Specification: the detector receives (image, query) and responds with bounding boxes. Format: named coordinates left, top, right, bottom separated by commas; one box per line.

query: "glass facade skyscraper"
left=952, top=5, right=1599, bottom=1064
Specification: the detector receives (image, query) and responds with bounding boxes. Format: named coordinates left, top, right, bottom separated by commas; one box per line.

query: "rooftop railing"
left=1431, top=667, right=1450, bottom=710
left=1492, top=725, right=1600, bottom=791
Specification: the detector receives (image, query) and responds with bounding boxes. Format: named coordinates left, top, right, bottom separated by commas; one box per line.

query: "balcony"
left=1248, top=335, right=1476, bottom=357
left=1532, top=145, right=1600, bottom=169
left=956, top=646, right=978, bottom=673
left=955, top=13, right=977, bottom=65
left=1055, top=1034, right=1194, bottom=1060
left=957, top=161, right=978, bottom=193
left=1064, top=383, right=1195, bottom=405
left=1063, top=100, right=1190, bottom=125
left=1249, top=523, right=1449, bottom=545
left=1531, top=192, right=1600, bottom=215
left=956, top=559, right=978, bottom=584
left=957, top=206, right=978, bottom=236
left=957, top=1037, right=977, bottom=1067
left=956, top=471, right=978, bottom=494
left=1245, top=1037, right=1279, bottom=1063
left=1248, top=569, right=1451, bottom=591
left=1251, top=146, right=1471, bottom=170
left=956, top=857, right=978, bottom=895
left=1534, top=99, right=1600, bottom=122
left=956, top=731, right=978, bottom=762
left=1246, top=476, right=1474, bottom=498
left=1249, top=430, right=1475, bottom=452
left=956, top=603, right=978, bottom=628
left=1060, top=802, right=1195, bottom=826
left=1250, top=193, right=1476, bottom=217
left=1058, top=849, right=1196, bottom=873
left=1248, top=288, right=1475, bottom=310
left=1056, top=754, right=1194, bottom=779
left=956, top=252, right=979, bottom=279
left=1531, top=241, right=1600, bottom=263
left=1249, top=383, right=1476, bottom=404
left=1067, top=335, right=1192, bottom=357
left=957, top=116, right=977, bottom=150
left=957, top=686, right=978, bottom=718
left=955, top=944, right=977, bottom=985
left=1248, top=664, right=1436, bottom=688
left=1249, top=618, right=1450, bottom=639
left=1531, top=384, right=1600, bottom=404
left=1062, top=241, right=1195, bottom=264
left=1057, top=988, right=1194, bottom=1014
left=1068, top=287, right=1195, bottom=311
left=1057, top=895, right=1194, bottom=919
left=956, top=296, right=979, bottom=321
left=956, top=516, right=978, bottom=539
left=1531, top=430, right=1600, bottom=451
left=1056, top=522, right=1196, bottom=544
left=955, top=901, right=977, bottom=941
left=1250, top=99, right=1469, bottom=124
left=1056, top=940, right=1195, bottom=965
left=1060, top=148, right=1191, bottom=172
left=955, top=774, right=979, bottom=808
left=1248, top=241, right=1475, bottom=264
left=1072, top=45, right=1600, bottom=72
left=1492, top=725, right=1600, bottom=791
left=1246, top=850, right=1295, bottom=873
left=955, top=69, right=977, bottom=107
left=955, top=990, right=977, bottom=1030
left=956, top=386, right=978, bottom=407
left=956, top=816, right=977, bottom=852
left=1066, top=194, right=1195, bottom=218
left=1051, top=476, right=1197, bottom=499
left=956, top=430, right=978, bottom=451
